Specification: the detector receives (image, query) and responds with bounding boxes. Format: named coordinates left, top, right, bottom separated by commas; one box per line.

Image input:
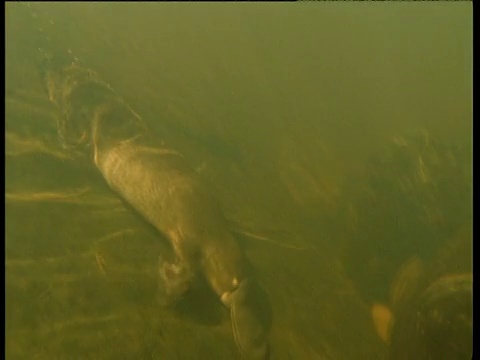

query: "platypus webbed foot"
left=157, top=256, right=194, bottom=305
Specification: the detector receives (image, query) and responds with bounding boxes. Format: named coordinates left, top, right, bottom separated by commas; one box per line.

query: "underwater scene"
left=5, top=3, right=472, bottom=359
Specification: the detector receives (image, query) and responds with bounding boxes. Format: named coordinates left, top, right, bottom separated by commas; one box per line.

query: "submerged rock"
left=342, top=129, right=471, bottom=304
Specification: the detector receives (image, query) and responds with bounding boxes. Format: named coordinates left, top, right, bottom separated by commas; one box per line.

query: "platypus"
left=44, top=62, right=269, bottom=359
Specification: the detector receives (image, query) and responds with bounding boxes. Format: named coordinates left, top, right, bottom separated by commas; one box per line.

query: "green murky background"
left=5, top=2, right=472, bottom=359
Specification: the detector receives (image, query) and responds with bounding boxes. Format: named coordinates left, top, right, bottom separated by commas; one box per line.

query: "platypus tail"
left=36, top=48, right=82, bottom=93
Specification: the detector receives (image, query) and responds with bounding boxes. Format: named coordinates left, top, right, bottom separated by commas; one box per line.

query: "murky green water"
left=6, top=3, right=472, bottom=359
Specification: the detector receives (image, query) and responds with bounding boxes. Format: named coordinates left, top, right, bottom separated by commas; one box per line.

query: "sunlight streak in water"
left=6, top=132, right=73, bottom=160
left=5, top=187, right=122, bottom=206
